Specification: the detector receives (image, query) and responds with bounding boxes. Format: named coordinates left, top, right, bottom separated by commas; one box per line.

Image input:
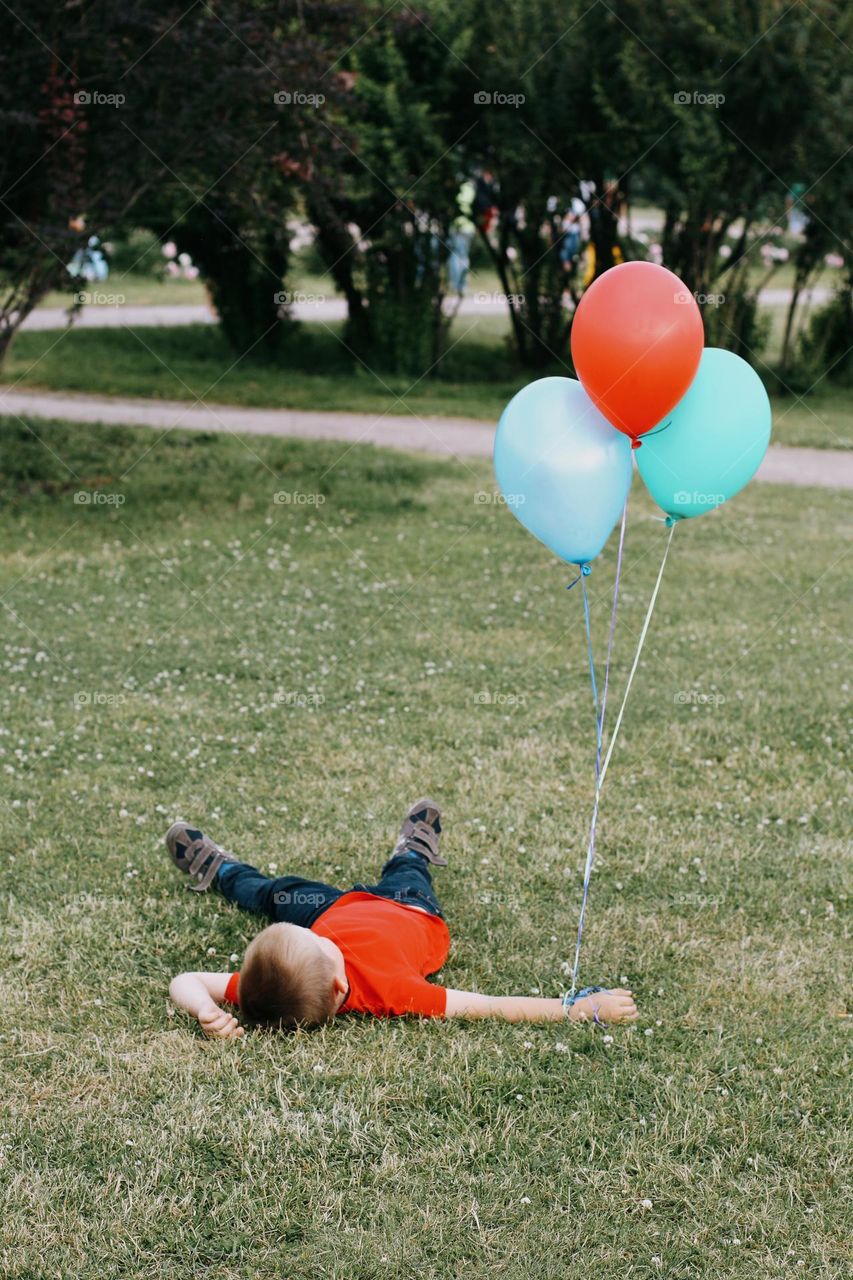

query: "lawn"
left=5, top=321, right=851, bottom=451
left=37, top=273, right=211, bottom=311
left=1, top=416, right=850, bottom=1279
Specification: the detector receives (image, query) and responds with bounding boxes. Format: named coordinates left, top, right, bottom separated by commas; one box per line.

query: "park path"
left=1, top=385, right=850, bottom=489
left=21, top=284, right=831, bottom=331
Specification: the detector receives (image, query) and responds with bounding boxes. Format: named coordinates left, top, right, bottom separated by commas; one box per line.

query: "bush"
left=104, top=228, right=166, bottom=278
left=787, top=287, right=853, bottom=392
left=702, top=283, right=770, bottom=363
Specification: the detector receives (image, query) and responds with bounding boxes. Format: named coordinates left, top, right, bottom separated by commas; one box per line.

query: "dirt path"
left=1, top=385, right=850, bottom=489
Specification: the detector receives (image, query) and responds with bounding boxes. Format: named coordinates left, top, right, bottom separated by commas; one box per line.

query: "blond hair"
left=239, top=925, right=338, bottom=1030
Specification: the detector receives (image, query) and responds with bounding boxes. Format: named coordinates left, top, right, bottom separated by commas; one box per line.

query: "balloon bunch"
left=495, top=261, right=772, bottom=559
left=493, top=261, right=772, bottom=995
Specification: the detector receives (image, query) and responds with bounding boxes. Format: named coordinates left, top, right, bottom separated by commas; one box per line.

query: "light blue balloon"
left=494, top=376, right=633, bottom=565
left=637, top=347, right=771, bottom=520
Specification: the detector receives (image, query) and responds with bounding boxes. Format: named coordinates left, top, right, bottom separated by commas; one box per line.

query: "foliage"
left=597, top=1, right=853, bottom=363
left=457, top=0, right=595, bottom=368
left=0, top=1, right=355, bottom=359
left=789, top=284, right=853, bottom=392
left=1, top=0, right=850, bottom=380
left=307, top=1, right=472, bottom=374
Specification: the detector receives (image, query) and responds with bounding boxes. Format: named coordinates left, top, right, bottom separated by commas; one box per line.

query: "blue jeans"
left=560, top=230, right=580, bottom=265
left=216, top=850, right=444, bottom=928
left=447, top=228, right=473, bottom=294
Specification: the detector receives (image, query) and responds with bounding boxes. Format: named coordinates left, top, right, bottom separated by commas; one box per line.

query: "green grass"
left=1, top=416, right=850, bottom=1278
left=38, top=273, right=210, bottom=310
left=5, top=321, right=851, bottom=451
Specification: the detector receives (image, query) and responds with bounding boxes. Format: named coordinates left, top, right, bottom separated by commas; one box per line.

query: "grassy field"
left=5, top=320, right=851, bottom=451
left=38, top=274, right=211, bottom=311
left=1, top=416, right=850, bottom=1279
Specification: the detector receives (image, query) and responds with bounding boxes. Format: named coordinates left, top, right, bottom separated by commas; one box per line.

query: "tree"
left=456, top=0, right=593, bottom=368
left=595, top=0, right=853, bottom=362
left=307, top=1, right=473, bottom=374
left=127, top=2, right=357, bottom=357
left=0, top=2, right=356, bottom=364
left=0, top=4, right=95, bottom=362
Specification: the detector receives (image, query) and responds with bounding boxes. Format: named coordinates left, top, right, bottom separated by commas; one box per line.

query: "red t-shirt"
left=223, top=891, right=450, bottom=1018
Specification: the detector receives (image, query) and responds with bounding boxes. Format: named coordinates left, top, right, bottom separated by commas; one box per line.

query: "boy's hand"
left=567, top=988, right=638, bottom=1024
left=198, top=1002, right=244, bottom=1040
left=169, top=972, right=243, bottom=1039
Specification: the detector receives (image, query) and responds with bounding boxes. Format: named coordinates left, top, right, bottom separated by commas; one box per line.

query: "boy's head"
left=238, top=923, right=348, bottom=1030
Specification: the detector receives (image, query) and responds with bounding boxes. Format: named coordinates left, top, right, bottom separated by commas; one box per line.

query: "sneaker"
left=164, top=821, right=238, bottom=892
left=392, top=797, right=446, bottom=866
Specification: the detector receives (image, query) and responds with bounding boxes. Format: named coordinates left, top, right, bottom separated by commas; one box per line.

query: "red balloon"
left=571, top=262, right=704, bottom=443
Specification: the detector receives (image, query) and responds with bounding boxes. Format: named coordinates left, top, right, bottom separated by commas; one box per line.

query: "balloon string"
left=566, top=564, right=591, bottom=591
left=567, top=520, right=675, bottom=996
left=640, top=418, right=673, bottom=441
left=568, top=501, right=628, bottom=998
left=597, top=518, right=676, bottom=794
left=597, top=502, right=628, bottom=770
left=581, top=574, right=602, bottom=768
left=568, top=512, right=673, bottom=997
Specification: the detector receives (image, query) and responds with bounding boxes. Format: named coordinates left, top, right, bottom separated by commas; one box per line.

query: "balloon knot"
left=567, top=563, right=591, bottom=589
left=631, top=437, right=642, bottom=450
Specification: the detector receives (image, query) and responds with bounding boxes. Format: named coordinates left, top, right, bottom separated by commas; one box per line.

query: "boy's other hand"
left=198, top=1003, right=245, bottom=1039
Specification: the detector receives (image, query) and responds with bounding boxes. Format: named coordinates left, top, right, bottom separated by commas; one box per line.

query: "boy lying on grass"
left=167, top=799, right=638, bottom=1038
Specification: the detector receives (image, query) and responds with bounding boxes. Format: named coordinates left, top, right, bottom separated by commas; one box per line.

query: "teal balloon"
left=494, top=376, right=632, bottom=565
left=637, top=347, right=771, bottom=520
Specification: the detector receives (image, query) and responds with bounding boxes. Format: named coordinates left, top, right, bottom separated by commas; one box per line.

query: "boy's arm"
left=169, top=972, right=244, bottom=1039
left=444, top=988, right=637, bottom=1024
